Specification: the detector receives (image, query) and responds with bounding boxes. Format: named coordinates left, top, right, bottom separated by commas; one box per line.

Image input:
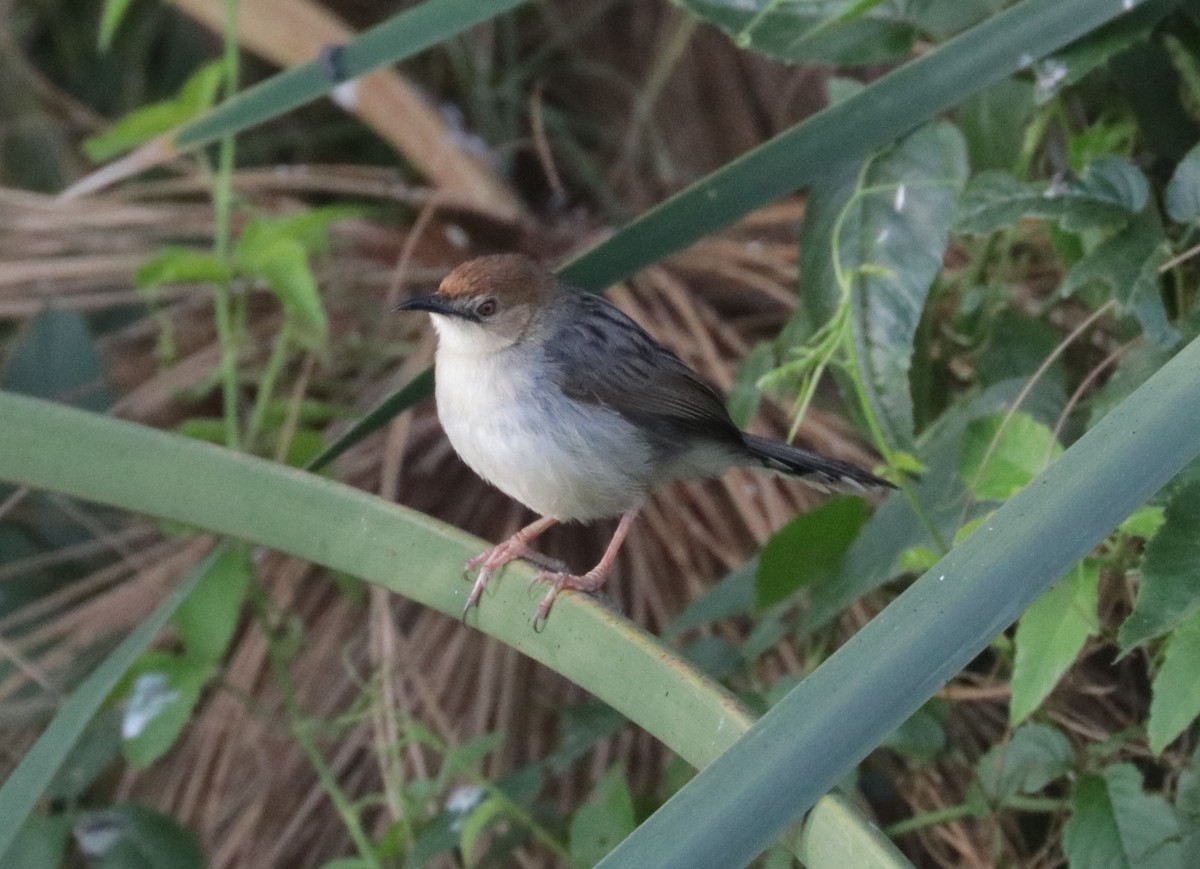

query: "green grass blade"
left=0, top=390, right=907, bottom=867
left=305, top=368, right=433, bottom=472
left=174, top=0, right=530, bottom=150
left=559, top=0, right=1171, bottom=291
left=596, top=334, right=1200, bottom=868
left=0, top=548, right=218, bottom=859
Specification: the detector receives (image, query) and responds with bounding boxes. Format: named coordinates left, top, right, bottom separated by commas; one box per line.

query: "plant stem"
left=884, top=794, right=1068, bottom=837
left=246, top=322, right=292, bottom=451
left=212, top=0, right=242, bottom=450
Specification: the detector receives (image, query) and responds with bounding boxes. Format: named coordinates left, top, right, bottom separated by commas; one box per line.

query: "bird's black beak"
left=395, top=294, right=460, bottom=317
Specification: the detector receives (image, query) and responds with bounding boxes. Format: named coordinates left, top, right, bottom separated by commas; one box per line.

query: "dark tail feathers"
left=742, top=434, right=895, bottom=494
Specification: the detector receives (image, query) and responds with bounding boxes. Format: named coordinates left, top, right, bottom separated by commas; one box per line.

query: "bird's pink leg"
left=464, top=515, right=558, bottom=615
left=532, top=508, right=639, bottom=629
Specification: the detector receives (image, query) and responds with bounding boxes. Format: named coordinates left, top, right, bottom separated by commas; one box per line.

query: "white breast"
left=431, top=316, right=652, bottom=522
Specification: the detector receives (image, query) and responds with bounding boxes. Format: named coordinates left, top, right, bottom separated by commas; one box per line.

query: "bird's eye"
left=475, top=297, right=499, bottom=318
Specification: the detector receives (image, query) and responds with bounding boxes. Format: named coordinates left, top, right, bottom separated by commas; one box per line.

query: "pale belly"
left=434, top=347, right=652, bottom=521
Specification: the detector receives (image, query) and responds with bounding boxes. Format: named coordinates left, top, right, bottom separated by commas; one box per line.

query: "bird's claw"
left=529, top=570, right=609, bottom=630
left=461, top=539, right=531, bottom=622
left=460, top=564, right=494, bottom=622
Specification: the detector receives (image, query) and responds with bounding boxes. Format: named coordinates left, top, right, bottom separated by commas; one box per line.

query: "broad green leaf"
left=1178, top=747, right=1200, bottom=863
left=238, top=237, right=328, bottom=346
left=136, top=248, right=232, bottom=292
left=45, top=708, right=122, bottom=801
left=1117, top=505, right=1166, bottom=539
left=74, top=804, right=205, bottom=869
left=953, top=515, right=990, bottom=546
left=459, top=797, right=506, bottom=868
left=955, top=158, right=1149, bottom=235
left=3, top=309, right=114, bottom=411
left=1148, top=611, right=1200, bottom=754
left=664, top=558, right=758, bottom=638
left=975, top=723, right=1073, bottom=802
left=1087, top=340, right=1179, bottom=430
left=881, top=701, right=947, bottom=763
left=898, top=545, right=939, bottom=574
left=84, top=62, right=223, bottom=162
left=756, top=497, right=869, bottom=609
left=802, top=378, right=1059, bottom=634
left=975, top=311, right=1068, bottom=398
left=2, top=814, right=71, bottom=869
left=1166, top=142, right=1200, bottom=223
left=0, top=550, right=213, bottom=857
left=176, top=418, right=228, bottom=446
left=541, top=702, right=627, bottom=777
left=234, top=208, right=358, bottom=261
left=570, top=764, right=637, bottom=867
left=805, top=122, right=969, bottom=448
left=172, top=546, right=253, bottom=664
left=852, top=122, right=968, bottom=448
left=1044, top=0, right=1175, bottom=96
left=1063, top=765, right=1181, bottom=869
left=956, top=78, right=1036, bottom=173
left=120, top=653, right=212, bottom=768
left=98, top=0, right=135, bottom=52
left=677, top=0, right=917, bottom=67
left=445, top=732, right=506, bottom=776
left=727, top=343, right=774, bottom=429
left=281, top=427, right=326, bottom=469
left=1119, top=480, right=1200, bottom=650
left=960, top=411, right=1063, bottom=501
left=1010, top=562, right=1099, bottom=725
left=681, top=635, right=742, bottom=680
left=1060, top=209, right=1178, bottom=346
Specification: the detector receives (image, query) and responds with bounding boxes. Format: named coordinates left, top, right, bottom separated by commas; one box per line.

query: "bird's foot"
left=530, top=568, right=609, bottom=630
left=462, top=536, right=533, bottom=618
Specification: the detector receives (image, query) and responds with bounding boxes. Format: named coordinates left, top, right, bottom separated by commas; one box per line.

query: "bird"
left=397, top=254, right=894, bottom=627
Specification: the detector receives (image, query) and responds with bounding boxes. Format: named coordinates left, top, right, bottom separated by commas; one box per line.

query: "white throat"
left=430, top=313, right=512, bottom=356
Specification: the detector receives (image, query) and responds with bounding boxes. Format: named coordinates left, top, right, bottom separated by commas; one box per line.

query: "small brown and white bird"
left=398, top=254, right=893, bottom=626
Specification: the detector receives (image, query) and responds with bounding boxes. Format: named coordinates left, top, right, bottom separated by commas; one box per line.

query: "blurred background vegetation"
left=3, top=0, right=1200, bottom=867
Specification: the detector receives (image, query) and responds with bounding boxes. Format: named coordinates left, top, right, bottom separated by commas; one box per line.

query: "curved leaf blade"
left=0, top=390, right=905, bottom=868
left=597, top=332, right=1200, bottom=869
left=561, top=0, right=1155, bottom=292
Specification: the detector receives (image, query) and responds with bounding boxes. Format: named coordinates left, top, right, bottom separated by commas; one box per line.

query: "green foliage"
left=1148, top=611, right=1200, bottom=754
left=756, top=497, right=868, bottom=609
left=97, top=0, right=136, bottom=52
left=1010, top=562, right=1099, bottom=725
left=172, top=546, right=252, bottom=664
left=1166, top=142, right=1200, bottom=222
left=83, top=61, right=223, bottom=162
left=1119, top=480, right=1200, bottom=649
left=960, top=411, right=1064, bottom=501
left=119, top=652, right=211, bottom=768
left=74, top=804, right=205, bottom=869
left=570, top=765, right=637, bottom=867
left=1063, top=765, right=1181, bottom=869
left=975, top=723, right=1073, bottom=804
left=677, top=0, right=920, bottom=67
left=955, top=158, right=1149, bottom=234
left=777, top=122, right=968, bottom=449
